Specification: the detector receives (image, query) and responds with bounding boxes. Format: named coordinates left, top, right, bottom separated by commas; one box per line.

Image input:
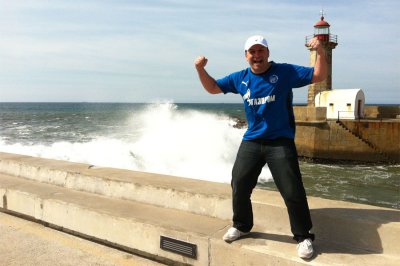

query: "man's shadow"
left=309, top=207, right=399, bottom=255
left=242, top=207, right=399, bottom=257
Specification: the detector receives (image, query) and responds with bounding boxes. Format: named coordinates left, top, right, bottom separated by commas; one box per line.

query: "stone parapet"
left=294, top=106, right=327, bottom=122
left=0, top=153, right=399, bottom=265
left=364, top=106, right=400, bottom=119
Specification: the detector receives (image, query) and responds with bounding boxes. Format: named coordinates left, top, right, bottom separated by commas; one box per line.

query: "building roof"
left=315, top=89, right=365, bottom=105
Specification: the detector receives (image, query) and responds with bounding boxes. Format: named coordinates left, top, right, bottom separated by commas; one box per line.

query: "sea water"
left=0, top=102, right=399, bottom=209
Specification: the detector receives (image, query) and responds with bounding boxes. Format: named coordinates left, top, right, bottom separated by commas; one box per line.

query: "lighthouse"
left=306, top=11, right=338, bottom=106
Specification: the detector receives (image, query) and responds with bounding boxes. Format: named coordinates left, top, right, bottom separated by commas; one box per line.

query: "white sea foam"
left=0, top=102, right=273, bottom=184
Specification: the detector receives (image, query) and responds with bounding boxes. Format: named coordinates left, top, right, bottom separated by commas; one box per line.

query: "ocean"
left=0, top=102, right=399, bottom=209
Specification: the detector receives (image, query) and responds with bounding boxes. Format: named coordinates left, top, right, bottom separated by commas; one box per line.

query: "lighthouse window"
left=315, top=28, right=329, bottom=35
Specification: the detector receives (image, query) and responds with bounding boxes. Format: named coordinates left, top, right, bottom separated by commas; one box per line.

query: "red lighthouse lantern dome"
left=314, top=16, right=330, bottom=27
left=314, top=12, right=330, bottom=41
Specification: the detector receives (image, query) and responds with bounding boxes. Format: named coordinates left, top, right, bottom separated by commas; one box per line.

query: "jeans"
left=231, top=138, right=314, bottom=241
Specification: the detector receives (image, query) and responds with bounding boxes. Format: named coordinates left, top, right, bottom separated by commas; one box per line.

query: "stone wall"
left=364, top=106, right=400, bottom=119
left=340, top=120, right=400, bottom=162
left=294, top=106, right=400, bottom=163
left=293, top=106, right=327, bottom=121
left=295, top=121, right=390, bottom=162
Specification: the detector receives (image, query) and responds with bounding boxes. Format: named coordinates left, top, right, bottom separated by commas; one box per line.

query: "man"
left=194, top=35, right=327, bottom=259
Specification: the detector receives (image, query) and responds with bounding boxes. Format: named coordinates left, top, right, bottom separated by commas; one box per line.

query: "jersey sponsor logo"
left=247, top=95, right=276, bottom=106
left=241, top=80, right=276, bottom=106
left=242, top=88, right=275, bottom=106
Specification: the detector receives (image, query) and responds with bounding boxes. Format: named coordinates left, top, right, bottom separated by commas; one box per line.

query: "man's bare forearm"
left=307, top=37, right=328, bottom=84
left=194, top=56, right=222, bottom=94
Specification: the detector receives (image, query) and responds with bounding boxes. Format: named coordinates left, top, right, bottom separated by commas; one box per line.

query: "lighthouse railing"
left=305, top=34, right=337, bottom=44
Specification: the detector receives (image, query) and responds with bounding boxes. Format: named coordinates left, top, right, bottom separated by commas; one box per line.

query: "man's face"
left=245, top=44, right=270, bottom=74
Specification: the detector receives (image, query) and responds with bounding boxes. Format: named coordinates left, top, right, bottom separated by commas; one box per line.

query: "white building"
left=314, top=89, right=365, bottom=120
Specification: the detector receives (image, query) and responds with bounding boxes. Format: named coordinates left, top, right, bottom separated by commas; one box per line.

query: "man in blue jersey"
left=194, top=35, right=327, bottom=259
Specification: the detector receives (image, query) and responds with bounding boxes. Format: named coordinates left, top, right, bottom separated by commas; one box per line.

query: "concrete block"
left=0, top=174, right=225, bottom=265
left=1, top=153, right=400, bottom=264
left=209, top=238, right=306, bottom=266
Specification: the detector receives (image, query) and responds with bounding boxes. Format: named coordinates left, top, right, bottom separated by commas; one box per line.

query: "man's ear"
left=245, top=51, right=250, bottom=63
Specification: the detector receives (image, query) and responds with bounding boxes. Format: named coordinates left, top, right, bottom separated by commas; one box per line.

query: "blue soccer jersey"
left=216, top=62, right=313, bottom=140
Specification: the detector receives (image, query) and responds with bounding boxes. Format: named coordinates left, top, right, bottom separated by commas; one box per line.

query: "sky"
left=0, top=0, right=399, bottom=104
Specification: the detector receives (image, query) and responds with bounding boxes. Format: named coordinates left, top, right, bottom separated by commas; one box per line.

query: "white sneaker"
left=222, top=227, right=249, bottom=242
left=297, top=238, right=314, bottom=259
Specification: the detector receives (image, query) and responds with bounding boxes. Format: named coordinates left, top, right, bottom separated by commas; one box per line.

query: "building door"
left=357, top=100, right=362, bottom=118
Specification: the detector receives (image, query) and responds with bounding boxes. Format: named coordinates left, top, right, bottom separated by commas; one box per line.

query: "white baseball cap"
left=244, top=35, right=268, bottom=51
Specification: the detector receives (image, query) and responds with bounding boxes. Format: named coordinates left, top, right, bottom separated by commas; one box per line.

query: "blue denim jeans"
left=231, top=138, right=314, bottom=241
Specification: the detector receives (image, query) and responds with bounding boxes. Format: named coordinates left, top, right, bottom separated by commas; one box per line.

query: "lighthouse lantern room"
left=314, top=15, right=330, bottom=41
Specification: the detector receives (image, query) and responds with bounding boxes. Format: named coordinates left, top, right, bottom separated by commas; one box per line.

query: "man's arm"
left=194, top=56, right=223, bottom=94
left=307, top=37, right=328, bottom=84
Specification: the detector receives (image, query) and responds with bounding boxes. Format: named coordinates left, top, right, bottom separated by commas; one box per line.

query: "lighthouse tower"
left=306, top=11, right=338, bottom=106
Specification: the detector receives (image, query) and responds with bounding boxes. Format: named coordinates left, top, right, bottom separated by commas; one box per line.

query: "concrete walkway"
left=0, top=212, right=165, bottom=266
left=0, top=152, right=399, bottom=265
